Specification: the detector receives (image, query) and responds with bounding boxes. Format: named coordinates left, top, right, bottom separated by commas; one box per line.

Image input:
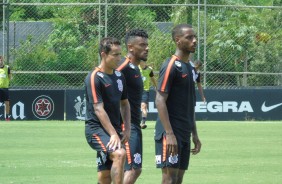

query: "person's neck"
left=127, top=54, right=140, bottom=66
left=98, top=63, right=113, bottom=75
left=174, top=50, right=190, bottom=63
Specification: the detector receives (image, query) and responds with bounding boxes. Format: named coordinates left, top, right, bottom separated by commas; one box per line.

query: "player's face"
left=104, top=45, right=122, bottom=70
left=129, top=36, right=149, bottom=61
left=177, top=28, right=197, bottom=53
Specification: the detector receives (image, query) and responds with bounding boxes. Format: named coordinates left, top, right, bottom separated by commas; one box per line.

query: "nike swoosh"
left=105, top=84, right=111, bottom=87
left=261, top=102, right=282, bottom=112
left=182, top=74, right=188, bottom=78
left=134, top=75, right=139, bottom=78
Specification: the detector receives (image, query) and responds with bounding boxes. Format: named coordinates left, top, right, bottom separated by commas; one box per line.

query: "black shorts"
left=0, top=88, right=10, bottom=102
left=141, top=91, right=149, bottom=104
left=155, top=134, right=191, bottom=170
left=85, top=125, right=124, bottom=171
left=124, top=124, right=143, bottom=170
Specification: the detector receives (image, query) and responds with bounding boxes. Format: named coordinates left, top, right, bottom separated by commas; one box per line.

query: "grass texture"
left=0, top=121, right=282, bottom=184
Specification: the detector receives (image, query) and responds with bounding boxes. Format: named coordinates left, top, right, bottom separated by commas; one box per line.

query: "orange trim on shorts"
left=117, top=57, right=130, bottom=71
left=160, top=55, right=178, bottom=92
left=125, top=141, right=132, bottom=164
left=90, top=68, right=100, bottom=103
left=93, top=134, right=107, bottom=151
left=162, top=136, right=167, bottom=162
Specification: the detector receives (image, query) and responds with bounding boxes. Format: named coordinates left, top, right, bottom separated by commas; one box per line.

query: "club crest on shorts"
left=117, top=79, right=123, bottom=92
left=134, top=153, right=142, bottom=164
left=32, top=95, right=54, bottom=119
left=168, top=154, right=179, bottom=164
left=155, top=155, right=161, bottom=164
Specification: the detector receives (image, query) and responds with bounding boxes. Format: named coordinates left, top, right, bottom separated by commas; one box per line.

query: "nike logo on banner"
left=261, top=102, right=282, bottom=112
left=105, top=84, right=111, bottom=87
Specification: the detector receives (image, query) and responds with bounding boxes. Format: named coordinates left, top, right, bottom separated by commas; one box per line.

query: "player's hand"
left=191, top=134, right=201, bottom=155
left=121, top=129, right=131, bottom=144
left=107, top=134, right=121, bottom=151
left=166, top=132, right=178, bottom=156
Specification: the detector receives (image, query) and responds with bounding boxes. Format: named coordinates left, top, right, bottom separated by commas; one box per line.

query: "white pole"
left=203, top=0, right=207, bottom=88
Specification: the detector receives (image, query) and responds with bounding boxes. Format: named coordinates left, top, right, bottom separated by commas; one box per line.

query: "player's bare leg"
left=176, top=170, right=185, bottom=184
left=124, top=168, right=141, bottom=184
left=140, top=102, right=147, bottom=129
left=110, top=148, right=126, bottom=184
left=98, top=170, right=111, bottom=184
left=161, top=167, right=179, bottom=184
left=5, top=100, right=10, bottom=121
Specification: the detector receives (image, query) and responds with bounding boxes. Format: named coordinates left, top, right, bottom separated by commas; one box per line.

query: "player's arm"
left=94, top=102, right=121, bottom=150
left=155, top=91, right=178, bottom=156
left=191, top=112, right=201, bottom=155
left=149, top=69, right=157, bottom=89
left=150, top=76, right=157, bottom=90
left=120, top=99, right=131, bottom=144
left=197, top=82, right=206, bottom=103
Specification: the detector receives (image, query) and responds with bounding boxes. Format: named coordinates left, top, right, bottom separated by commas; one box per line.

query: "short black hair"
left=99, top=37, right=121, bottom=57
left=172, top=24, right=192, bottom=42
left=125, top=29, right=148, bottom=45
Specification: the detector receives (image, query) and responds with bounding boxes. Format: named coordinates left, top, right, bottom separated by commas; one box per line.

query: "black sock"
left=142, top=117, right=146, bottom=124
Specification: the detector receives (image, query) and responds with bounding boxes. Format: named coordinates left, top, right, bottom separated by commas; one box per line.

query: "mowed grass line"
left=0, top=121, right=282, bottom=184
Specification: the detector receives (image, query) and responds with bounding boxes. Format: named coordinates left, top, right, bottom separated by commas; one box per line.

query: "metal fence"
left=1, top=1, right=282, bottom=89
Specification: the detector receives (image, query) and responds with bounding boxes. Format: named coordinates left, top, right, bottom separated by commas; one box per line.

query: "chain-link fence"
left=1, top=1, right=282, bottom=89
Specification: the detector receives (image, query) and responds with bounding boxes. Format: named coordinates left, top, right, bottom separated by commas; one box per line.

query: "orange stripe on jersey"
left=160, top=55, right=178, bottom=92
left=125, top=141, right=132, bottom=164
left=162, top=136, right=167, bottom=162
left=90, top=68, right=100, bottom=103
left=93, top=134, right=107, bottom=151
left=117, top=57, right=130, bottom=71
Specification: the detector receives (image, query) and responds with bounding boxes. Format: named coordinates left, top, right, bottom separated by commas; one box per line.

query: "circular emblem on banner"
left=32, top=95, right=54, bottom=119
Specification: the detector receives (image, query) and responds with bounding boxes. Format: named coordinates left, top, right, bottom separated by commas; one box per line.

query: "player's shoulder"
left=117, top=57, right=131, bottom=71
left=163, top=55, right=182, bottom=69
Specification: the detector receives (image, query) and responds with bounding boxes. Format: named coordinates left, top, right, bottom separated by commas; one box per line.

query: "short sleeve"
left=196, top=72, right=201, bottom=83
left=157, top=59, right=176, bottom=94
left=120, top=74, right=128, bottom=100
left=85, top=71, right=103, bottom=104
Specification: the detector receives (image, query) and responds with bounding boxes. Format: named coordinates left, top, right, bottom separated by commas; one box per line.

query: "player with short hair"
left=84, top=37, right=131, bottom=184
left=0, top=55, right=12, bottom=121
left=117, top=28, right=149, bottom=184
left=155, top=24, right=202, bottom=184
left=139, top=60, right=157, bottom=129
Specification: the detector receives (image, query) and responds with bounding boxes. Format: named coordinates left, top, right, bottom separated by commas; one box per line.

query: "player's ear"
left=127, top=43, right=133, bottom=52
left=101, top=51, right=107, bottom=58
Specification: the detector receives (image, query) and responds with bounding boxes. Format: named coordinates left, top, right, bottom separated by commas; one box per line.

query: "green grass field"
left=1, top=121, right=282, bottom=184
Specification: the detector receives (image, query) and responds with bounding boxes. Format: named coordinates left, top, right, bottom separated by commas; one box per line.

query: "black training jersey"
left=155, top=55, right=196, bottom=142
left=117, top=57, right=143, bottom=126
left=84, top=67, right=128, bottom=133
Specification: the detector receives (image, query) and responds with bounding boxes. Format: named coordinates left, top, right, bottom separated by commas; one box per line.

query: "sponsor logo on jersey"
left=97, top=72, right=104, bottom=78
left=117, top=79, right=123, bottom=92
left=115, top=70, right=121, bottom=77
left=175, top=61, right=181, bottom=67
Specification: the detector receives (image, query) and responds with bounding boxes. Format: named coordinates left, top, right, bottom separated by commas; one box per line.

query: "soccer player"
left=139, top=60, right=157, bottom=129
left=190, top=60, right=206, bottom=103
left=155, top=24, right=202, bottom=184
left=117, top=29, right=149, bottom=184
left=0, top=55, right=12, bottom=121
left=84, top=37, right=131, bottom=184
